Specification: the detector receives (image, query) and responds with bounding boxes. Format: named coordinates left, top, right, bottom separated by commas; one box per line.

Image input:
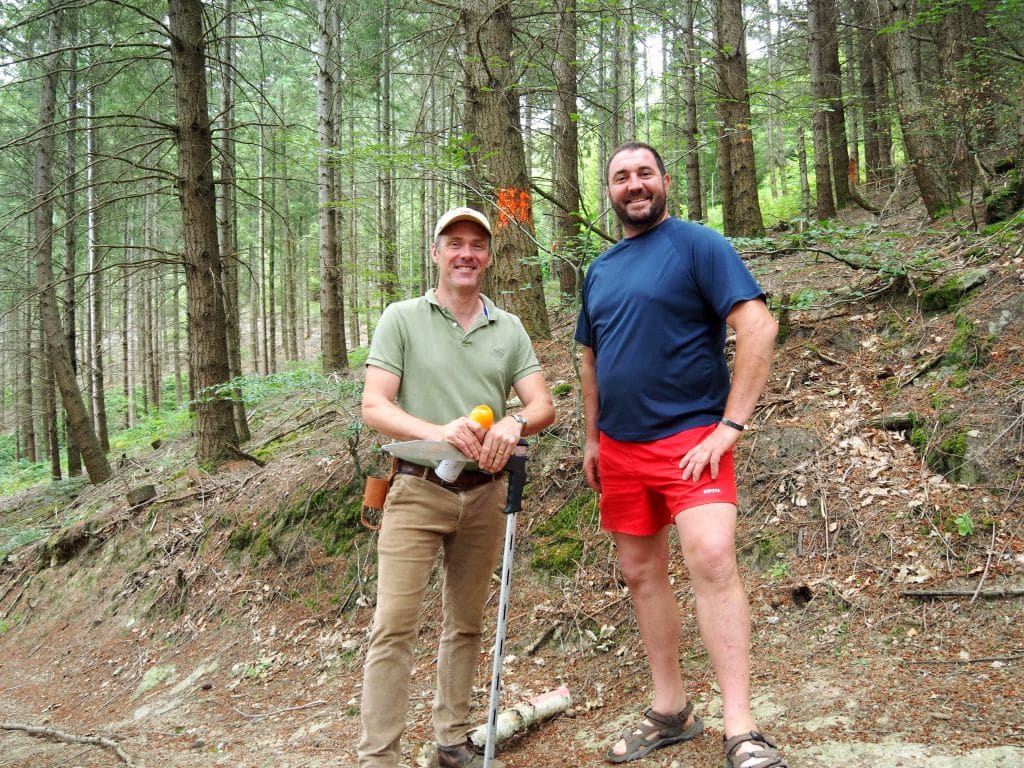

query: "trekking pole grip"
left=502, top=440, right=529, bottom=515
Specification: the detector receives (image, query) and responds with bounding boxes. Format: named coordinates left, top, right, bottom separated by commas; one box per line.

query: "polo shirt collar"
left=425, top=288, right=497, bottom=327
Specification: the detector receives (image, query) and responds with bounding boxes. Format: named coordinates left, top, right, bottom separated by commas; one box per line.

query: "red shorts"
left=598, top=425, right=737, bottom=536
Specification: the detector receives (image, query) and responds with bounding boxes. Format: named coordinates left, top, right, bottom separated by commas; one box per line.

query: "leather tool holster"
left=360, top=460, right=397, bottom=530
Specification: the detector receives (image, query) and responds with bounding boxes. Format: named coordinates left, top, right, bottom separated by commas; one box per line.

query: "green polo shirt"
left=367, top=289, right=541, bottom=426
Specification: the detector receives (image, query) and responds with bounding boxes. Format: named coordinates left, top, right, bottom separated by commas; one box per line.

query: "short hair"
left=606, top=141, right=667, bottom=180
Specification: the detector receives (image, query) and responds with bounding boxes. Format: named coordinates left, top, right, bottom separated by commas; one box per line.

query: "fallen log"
left=468, top=686, right=573, bottom=749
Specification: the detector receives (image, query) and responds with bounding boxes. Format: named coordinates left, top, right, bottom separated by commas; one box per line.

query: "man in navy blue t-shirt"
left=576, top=142, right=787, bottom=768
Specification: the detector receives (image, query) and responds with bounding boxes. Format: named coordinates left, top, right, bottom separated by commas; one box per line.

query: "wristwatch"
left=511, top=414, right=528, bottom=429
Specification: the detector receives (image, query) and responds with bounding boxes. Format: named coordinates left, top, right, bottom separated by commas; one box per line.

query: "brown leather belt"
left=393, top=459, right=500, bottom=491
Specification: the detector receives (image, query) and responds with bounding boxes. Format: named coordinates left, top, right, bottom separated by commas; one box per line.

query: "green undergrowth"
left=206, top=358, right=365, bottom=412
left=110, top=407, right=194, bottom=453
left=2, top=353, right=369, bottom=499
left=227, top=482, right=365, bottom=566
left=529, top=491, right=602, bottom=576
left=0, top=458, right=55, bottom=496
left=1, top=525, right=48, bottom=561
left=0, top=473, right=88, bottom=520
left=942, top=313, right=990, bottom=374
left=982, top=207, right=1024, bottom=236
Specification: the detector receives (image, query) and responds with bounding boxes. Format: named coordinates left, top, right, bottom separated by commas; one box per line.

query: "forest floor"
left=2, top=201, right=1024, bottom=768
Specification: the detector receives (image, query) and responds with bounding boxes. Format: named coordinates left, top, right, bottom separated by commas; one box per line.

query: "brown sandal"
left=606, top=700, right=703, bottom=763
left=723, top=731, right=788, bottom=768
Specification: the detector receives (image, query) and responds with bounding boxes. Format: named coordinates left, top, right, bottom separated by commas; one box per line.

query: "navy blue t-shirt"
left=575, top=217, right=765, bottom=441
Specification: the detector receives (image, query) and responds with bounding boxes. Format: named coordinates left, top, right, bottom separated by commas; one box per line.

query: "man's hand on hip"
left=678, top=424, right=740, bottom=481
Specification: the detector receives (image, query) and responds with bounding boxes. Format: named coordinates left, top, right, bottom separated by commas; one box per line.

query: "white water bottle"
left=435, top=405, right=492, bottom=483
left=434, top=458, right=465, bottom=483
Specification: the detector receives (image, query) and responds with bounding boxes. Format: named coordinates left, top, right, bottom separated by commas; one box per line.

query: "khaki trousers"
left=357, top=473, right=507, bottom=767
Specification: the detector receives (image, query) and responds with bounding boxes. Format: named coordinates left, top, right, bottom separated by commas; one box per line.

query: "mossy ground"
left=529, top=491, right=602, bottom=576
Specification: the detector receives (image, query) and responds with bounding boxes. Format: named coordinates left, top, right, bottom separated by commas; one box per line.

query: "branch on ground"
left=0, top=722, right=137, bottom=767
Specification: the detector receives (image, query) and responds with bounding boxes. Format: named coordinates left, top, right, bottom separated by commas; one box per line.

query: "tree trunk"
left=91, top=257, right=109, bottom=451
left=713, top=0, right=765, bottom=236
left=280, top=132, right=299, bottom=362
left=151, top=270, right=163, bottom=408
left=123, top=241, right=134, bottom=428
left=872, top=52, right=895, bottom=185
left=809, top=0, right=837, bottom=218
left=597, top=16, right=612, bottom=235
left=267, top=129, right=277, bottom=374
left=347, top=105, right=362, bottom=345
left=247, top=246, right=258, bottom=371
left=611, top=16, right=624, bottom=154
left=85, top=88, right=109, bottom=452
left=763, top=0, right=779, bottom=200
left=42, top=326, right=60, bottom=480
left=881, top=0, right=957, bottom=217
left=20, top=289, right=36, bottom=464
left=218, top=0, right=250, bottom=442
left=934, top=2, right=992, bottom=186
left=283, top=104, right=298, bottom=363
left=63, top=11, right=82, bottom=476
left=798, top=125, right=812, bottom=219
left=316, top=0, right=347, bottom=372
left=462, top=0, right=551, bottom=339
left=682, top=0, right=704, bottom=221
left=716, top=121, right=734, bottom=227
left=173, top=277, right=183, bottom=407
left=33, top=5, right=110, bottom=483
left=853, top=0, right=883, bottom=186
left=378, top=0, right=399, bottom=305
left=167, top=0, right=240, bottom=464
left=552, top=0, right=582, bottom=299
left=842, top=10, right=860, bottom=185
left=140, top=250, right=152, bottom=414
left=820, top=0, right=852, bottom=209
left=665, top=30, right=682, bottom=217
left=622, top=8, right=637, bottom=139
left=256, top=110, right=268, bottom=376
left=334, top=62, right=352, bottom=347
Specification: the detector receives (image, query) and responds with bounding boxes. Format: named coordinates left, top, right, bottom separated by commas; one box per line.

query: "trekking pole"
left=483, top=439, right=528, bottom=768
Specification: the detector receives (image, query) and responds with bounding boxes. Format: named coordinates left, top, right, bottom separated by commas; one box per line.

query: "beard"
left=611, top=187, right=667, bottom=231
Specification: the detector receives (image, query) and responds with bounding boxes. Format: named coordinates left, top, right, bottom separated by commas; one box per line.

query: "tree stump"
left=126, top=484, right=157, bottom=508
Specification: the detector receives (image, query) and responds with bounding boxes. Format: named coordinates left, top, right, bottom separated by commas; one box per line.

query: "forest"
left=1, top=0, right=1022, bottom=476
left=2, top=2, right=1024, bottom=767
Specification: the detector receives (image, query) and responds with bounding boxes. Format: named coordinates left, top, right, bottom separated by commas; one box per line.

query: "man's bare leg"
left=676, top=502, right=766, bottom=764
left=608, top=529, right=696, bottom=757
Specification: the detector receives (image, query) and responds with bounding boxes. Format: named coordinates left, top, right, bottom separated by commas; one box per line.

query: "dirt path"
left=3, top=560, right=1022, bottom=768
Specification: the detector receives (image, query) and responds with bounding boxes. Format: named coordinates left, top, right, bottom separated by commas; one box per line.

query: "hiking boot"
left=436, top=740, right=505, bottom=768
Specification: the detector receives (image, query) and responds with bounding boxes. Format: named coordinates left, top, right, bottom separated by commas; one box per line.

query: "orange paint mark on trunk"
left=496, top=187, right=532, bottom=229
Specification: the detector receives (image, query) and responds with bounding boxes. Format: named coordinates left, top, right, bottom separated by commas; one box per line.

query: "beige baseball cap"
left=433, top=207, right=491, bottom=240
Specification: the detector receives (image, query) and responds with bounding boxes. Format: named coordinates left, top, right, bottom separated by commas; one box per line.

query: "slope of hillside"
left=2, top=209, right=1023, bottom=767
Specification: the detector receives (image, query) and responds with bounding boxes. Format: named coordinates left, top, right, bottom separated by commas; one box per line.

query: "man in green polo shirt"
left=358, top=207, right=555, bottom=768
